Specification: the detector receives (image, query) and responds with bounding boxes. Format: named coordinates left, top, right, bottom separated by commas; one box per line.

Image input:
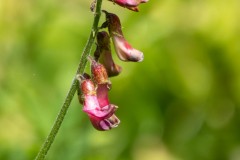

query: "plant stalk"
left=35, top=0, right=103, bottom=159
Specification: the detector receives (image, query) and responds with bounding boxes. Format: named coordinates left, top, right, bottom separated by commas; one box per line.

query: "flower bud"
left=80, top=78, right=96, bottom=96
left=96, top=31, right=122, bottom=77
left=76, top=73, right=92, bottom=104
left=89, top=56, right=110, bottom=85
left=108, top=0, right=148, bottom=12
left=103, top=11, right=144, bottom=62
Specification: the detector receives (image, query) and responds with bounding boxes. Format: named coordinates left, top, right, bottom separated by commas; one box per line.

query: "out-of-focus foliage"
left=1, top=0, right=240, bottom=159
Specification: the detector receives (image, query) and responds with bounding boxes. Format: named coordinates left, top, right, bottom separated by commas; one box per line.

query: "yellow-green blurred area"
left=1, top=0, right=240, bottom=159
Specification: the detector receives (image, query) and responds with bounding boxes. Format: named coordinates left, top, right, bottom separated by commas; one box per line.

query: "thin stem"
left=35, top=0, right=103, bottom=159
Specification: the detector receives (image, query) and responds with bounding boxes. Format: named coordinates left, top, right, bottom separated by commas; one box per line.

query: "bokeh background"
left=1, top=0, right=240, bottom=159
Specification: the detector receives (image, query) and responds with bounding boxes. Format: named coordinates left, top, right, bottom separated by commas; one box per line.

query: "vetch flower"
left=102, top=10, right=144, bottom=62
left=77, top=67, right=120, bottom=131
left=108, top=0, right=148, bottom=12
left=89, top=58, right=121, bottom=130
left=76, top=74, right=119, bottom=131
left=77, top=75, right=117, bottom=119
left=95, top=31, right=122, bottom=77
left=89, top=56, right=112, bottom=107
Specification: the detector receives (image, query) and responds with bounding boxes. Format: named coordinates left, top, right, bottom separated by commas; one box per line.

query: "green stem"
left=35, top=0, right=103, bottom=159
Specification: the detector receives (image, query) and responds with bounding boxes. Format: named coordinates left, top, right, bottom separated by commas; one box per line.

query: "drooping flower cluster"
left=77, top=0, right=148, bottom=131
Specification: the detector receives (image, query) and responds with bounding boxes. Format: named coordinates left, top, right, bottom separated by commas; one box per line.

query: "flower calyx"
left=88, top=56, right=112, bottom=89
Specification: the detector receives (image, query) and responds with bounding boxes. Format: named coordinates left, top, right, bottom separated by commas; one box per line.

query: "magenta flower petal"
left=109, top=0, right=148, bottom=11
left=96, top=84, right=110, bottom=107
left=83, top=101, right=117, bottom=119
left=112, top=36, right=144, bottom=62
left=78, top=77, right=116, bottom=120
left=112, top=0, right=148, bottom=6
left=103, top=11, right=144, bottom=62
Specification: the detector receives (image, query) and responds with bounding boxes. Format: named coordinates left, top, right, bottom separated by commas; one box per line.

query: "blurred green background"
left=1, top=0, right=240, bottom=159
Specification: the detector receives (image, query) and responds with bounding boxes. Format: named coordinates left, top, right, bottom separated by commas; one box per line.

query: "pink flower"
left=94, top=83, right=120, bottom=130
left=77, top=74, right=119, bottom=131
left=78, top=76, right=117, bottom=119
left=77, top=61, right=120, bottom=131
left=90, top=59, right=121, bottom=130
left=89, top=57, right=112, bottom=107
left=108, top=0, right=148, bottom=12
left=94, top=31, right=122, bottom=77
left=102, top=11, right=144, bottom=62
left=112, top=36, right=144, bottom=62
